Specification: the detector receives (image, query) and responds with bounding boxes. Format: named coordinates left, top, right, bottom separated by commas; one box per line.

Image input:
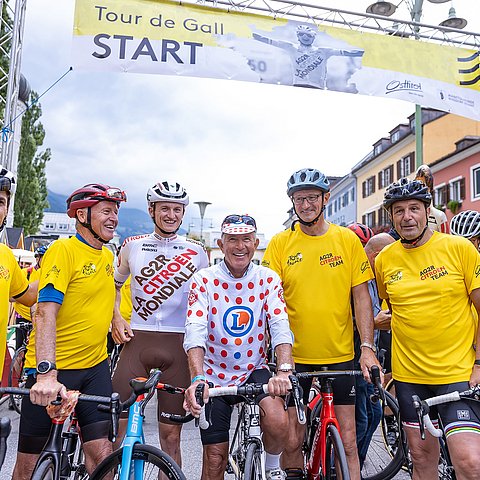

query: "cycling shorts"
left=200, top=368, right=272, bottom=445
left=112, top=330, right=189, bottom=424
left=293, top=360, right=356, bottom=406
left=18, top=359, right=112, bottom=454
left=396, top=380, right=480, bottom=437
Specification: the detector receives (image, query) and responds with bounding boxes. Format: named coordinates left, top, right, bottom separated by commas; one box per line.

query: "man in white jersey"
left=111, top=180, right=209, bottom=466
left=253, top=24, right=364, bottom=90
left=184, top=214, right=294, bottom=480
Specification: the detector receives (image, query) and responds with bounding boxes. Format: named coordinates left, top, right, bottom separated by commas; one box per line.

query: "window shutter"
left=378, top=171, right=382, bottom=189
left=362, top=214, right=366, bottom=224
left=442, top=185, right=449, bottom=204
left=460, top=178, right=466, bottom=200
left=388, top=165, right=394, bottom=185
left=409, top=152, right=415, bottom=172
left=396, top=160, right=401, bottom=179
left=371, top=176, right=376, bottom=194
left=362, top=181, right=366, bottom=198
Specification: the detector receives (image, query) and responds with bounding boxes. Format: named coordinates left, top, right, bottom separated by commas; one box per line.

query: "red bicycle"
left=296, top=367, right=382, bottom=480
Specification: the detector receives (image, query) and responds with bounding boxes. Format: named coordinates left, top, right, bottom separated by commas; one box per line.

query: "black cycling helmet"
left=383, top=178, right=432, bottom=210
left=450, top=210, right=480, bottom=239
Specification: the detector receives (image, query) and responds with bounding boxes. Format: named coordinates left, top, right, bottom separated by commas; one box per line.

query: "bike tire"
left=8, top=346, right=26, bottom=414
left=90, top=444, right=186, bottom=480
left=325, top=424, right=350, bottom=480
left=244, top=441, right=263, bottom=480
left=361, top=391, right=405, bottom=480
left=31, top=457, right=55, bottom=480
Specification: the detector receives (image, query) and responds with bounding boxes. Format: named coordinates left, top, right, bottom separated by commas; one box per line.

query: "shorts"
left=395, top=380, right=480, bottom=437
left=293, top=360, right=356, bottom=406
left=18, top=359, right=112, bottom=454
left=112, top=330, right=189, bottom=424
left=200, top=368, right=272, bottom=445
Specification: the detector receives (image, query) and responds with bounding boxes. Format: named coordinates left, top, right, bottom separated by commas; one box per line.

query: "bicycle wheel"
left=31, top=457, right=55, bottom=480
left=361, top=391, right=405, bottom=480
left=8, top=346, right=26, bottom=414
left=91, top=444, right=186, bottom=480
left=325, top=424, right=350, bottom=480
left=244, top=441, right=263, bottom=480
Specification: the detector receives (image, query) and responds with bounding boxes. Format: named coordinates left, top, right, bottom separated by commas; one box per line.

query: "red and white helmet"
left=347, top=223, right=374, bottom=246
left=66, top=183, right=126, bottom=218
left=146, top=181, right=189, bottom=206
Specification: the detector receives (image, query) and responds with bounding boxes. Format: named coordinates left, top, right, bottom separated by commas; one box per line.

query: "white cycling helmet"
left=146, top=181, right=189, bottom=206
left=450, top=210, right=480, bottom=239
left=0, top=165, right=16, bottom=196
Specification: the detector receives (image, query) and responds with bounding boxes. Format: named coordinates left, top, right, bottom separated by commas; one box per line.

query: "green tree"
left=13, top=92, right=50, bottom=235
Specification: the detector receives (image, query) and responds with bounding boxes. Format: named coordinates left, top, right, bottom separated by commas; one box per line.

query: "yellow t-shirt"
left=0, top=244, right=29, bottom=373
left=14, top=266, right=40, bottom=320
left=375, top=232, right=480, bottom=384
left=119, top=275, right=132, bottom=322
left=25, top=236, right=115, bottom=369
left=262, top=223, right=374, bottom=364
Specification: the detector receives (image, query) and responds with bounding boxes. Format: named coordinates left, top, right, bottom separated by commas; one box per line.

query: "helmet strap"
left=0, top=218, right=5, bottom=232
left=294, top=193, right=326, bottom=227
left=78, top=207, right=110, bottom=244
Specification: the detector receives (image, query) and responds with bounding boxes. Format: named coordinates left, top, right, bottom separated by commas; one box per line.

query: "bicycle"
left=195, top=376, right=305, bottom=480
left=297, top=367, right=385, bottom=480
left=91, top=369, right=190, bottom=480
left=0, top=386, right=121, bottom=480
left=0, top=417, right=11, bottom=473
left=7, top=321, right=33, bottom=413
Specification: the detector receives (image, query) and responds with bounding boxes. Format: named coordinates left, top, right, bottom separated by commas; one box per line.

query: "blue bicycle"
left=91, top=369, right=190, bottom=480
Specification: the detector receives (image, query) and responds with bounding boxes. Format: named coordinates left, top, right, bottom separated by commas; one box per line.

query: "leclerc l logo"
left=223, top=306, right=255, bottom=337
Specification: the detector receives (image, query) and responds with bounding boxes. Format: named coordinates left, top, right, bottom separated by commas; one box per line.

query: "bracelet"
left=191, top=375, right=206, bottom=384
left=360, top=342, right=376, bottom=353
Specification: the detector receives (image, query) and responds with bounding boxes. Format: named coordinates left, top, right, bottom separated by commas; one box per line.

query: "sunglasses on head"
left=0, top=177, right=12, bottom=192
left=90, top=188, right=127, bottom=202
left=222, top=214, right=256, bottom=228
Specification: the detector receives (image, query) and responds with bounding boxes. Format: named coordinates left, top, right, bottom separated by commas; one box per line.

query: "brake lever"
left=289, top=375, right=306, bottom=425
left=195, top=383, right=205, bottom=428
left=412, top=394, right=426, bottom=440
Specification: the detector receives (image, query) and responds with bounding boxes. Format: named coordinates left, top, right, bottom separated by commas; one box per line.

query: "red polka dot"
left=221, top=338, right=228, bottom=345
left=214, top=279, right=220, bottom=286
left=213, top=293, right=219, bottom=300
left=248, top=282, right=254, bottom=289
left=203, top=277, right=208, bottom=284
left=274, top=308, right=281, bottom=315
left=221, top=350, right=228, bottom=357
left=218, top=373, right=225, bottom=379
left=284, top=307, right=288, bottom=313
left=259, top=279, right=264, bottom=286
left=248, top=364, right=254, bottom=370
left=212, top=307, right=217, bottom=315
left=265, top=289, right=270, bottom=295
left=225, top=296, right=230, bottom=303
left=259, top=347, right=264, bottom=355
left=234, top=365, right=241, bottom=370
left=249, top=295, right=255, bottom=302
left=235, top=338, right=242, bottom=345
left=247, top=350, right=253, bottom=357
left=259, top=293, right=264, bottom=300
left=258, top=333, right=264, bottom=341
left=222, top=282, right=229, bottom=289
left=187, top=309, right=192, bottom=316
left=200, top=286, right=206, bottom=293
left=264, top=305, right=269, bottom=312
left=267, top=277, right=273, bottom=284
left=208, top=359, right=214, bottom=364
left=192, top=282, right=197, bottom=289
left=232, top=375, right=238, bottom=380
left=209, top=347, right=215, bottom=354
left=266, top=314, right=271, bottom=320
left=196, top=310, right=203, bottom=317
left=220, top=362, right=227, bottom=369
left=209, top=334, right=215, bottom=341
left=236, top=297, right=242, bottom=305
left=210, top=321, right=216, bottom=329
left=258, top=320, right=263, bottom=327
left=248, top=336, right=254, bottom=344
left=206, top=368, right=213, bottom=375
left=235, top=283, right=242, bottom=290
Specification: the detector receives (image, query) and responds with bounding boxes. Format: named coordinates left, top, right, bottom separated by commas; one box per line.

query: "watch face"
left=37, top=361, right=54, bottom=374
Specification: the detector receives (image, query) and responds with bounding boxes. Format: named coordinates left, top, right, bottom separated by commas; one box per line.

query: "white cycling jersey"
left=115, top=232, right=209, bottom=333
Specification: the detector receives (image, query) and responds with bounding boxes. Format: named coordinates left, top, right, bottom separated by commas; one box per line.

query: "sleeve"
left=114, top=239, right=131, bottom=287
left=265, top=273, right=293, bottom=350
left=262, top=235, right=282, bottom=277
left=183, top=273, right=209, bottom=352
left=461, top=239, right=480, bottom=293
left=9, top=255, right=29, bottom=298
left=38, top=241, right=73, bottom=294
left=349, top=231, right=374, bottom=287
left=374, top=253, right=388, bottom=300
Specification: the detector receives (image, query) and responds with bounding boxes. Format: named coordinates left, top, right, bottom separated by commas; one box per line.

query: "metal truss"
left=192, top=0, right=480, bottom=48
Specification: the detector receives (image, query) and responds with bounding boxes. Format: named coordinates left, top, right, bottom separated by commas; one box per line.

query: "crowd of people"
left=1, top=161, right=480, bottom=480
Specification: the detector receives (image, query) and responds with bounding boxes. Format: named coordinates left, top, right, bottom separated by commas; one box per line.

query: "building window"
left=378, top=207, right=388, bottom=227
left=349, top=188, right=355, bottom=203
left=473, top=165, right=480, bottom=199
left=362, top=176, right=376, bottom=198
left=434, top=183, right=448, bottom=208
left=374, top=144, right=383, bottom=156
left=44, top=223, right=55, bottom=230
left=342, top=192, right=349, bottom=208
left=449, top=177, right=465, bottom=202
left=58, top=223, right=69, bottom=231
left=327, top=204, right=332, bottom=216
left=391, top=130, right=400, bottom=143
left=378, top=165, right=394, bottom=189
left=397, top=153, right=415, bottom=179
left=362, top=211, right=376, bottom=228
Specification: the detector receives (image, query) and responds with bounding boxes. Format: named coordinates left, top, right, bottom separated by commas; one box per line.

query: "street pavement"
left=0, top=394, right=410, bottom=479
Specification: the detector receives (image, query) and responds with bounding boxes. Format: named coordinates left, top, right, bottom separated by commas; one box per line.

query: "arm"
left=29, top=302, right=68, bottom=406
left=341, top=49, right=364, bottom=57
left=269, top=343, right=293, bottom=396
left=469, top=288, right=480, bottom=387
left=12, top=280, right=38, bottom=307
left=111, top=287, right=133, bottom=343
left=352, top=282, right=381, bottom=379
left=252, top=33, right=290, bottom=49
left=183, top=347, right=207, bottom=417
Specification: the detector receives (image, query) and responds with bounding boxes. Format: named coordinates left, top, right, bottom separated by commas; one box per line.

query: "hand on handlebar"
left=183, top=381, right=209, bottom=418
left=268, top=371, right=291, bottom=397
left=30, top=375, right=68, bottom=407
left=360, top=349, right=384, bottom=384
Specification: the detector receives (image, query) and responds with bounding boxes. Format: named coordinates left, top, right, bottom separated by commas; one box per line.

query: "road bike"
left=91, top=369, right=189, bottom=480
left=0, top=386, right=120, bottom=480
left=196, top=376, right=305, bottom=480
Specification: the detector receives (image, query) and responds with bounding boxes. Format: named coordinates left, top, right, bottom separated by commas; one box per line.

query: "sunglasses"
left=222, top=214, right=256, bottom=228
left=0, top=177, right=12, bottom=192
left=91, top=188, right=127, bottom=202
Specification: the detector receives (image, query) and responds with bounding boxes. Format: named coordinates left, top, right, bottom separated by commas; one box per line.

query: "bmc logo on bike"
left=223, top=306, right=255, bottom=337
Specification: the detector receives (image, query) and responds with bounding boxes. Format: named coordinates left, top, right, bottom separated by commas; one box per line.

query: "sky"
left=19, top=0, right=480, bottom=239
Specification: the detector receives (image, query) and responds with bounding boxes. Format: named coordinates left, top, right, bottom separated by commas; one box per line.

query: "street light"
left=194, top=201, right=211, bottom=244
left=365, top=0, right=467, bottom=168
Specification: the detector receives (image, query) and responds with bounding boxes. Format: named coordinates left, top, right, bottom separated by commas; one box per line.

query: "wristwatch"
left=277, top=363, right=294, bottom=372
left=360, top=342, right=377, bottom=353
left=36, top=360, right=57, bottom=375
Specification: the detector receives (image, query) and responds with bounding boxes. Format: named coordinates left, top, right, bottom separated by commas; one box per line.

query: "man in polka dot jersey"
left=183, top=214, right=295, bottom=480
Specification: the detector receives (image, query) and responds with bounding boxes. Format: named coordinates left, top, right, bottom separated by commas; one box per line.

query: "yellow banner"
left=73, top=0, right=480, bottom=120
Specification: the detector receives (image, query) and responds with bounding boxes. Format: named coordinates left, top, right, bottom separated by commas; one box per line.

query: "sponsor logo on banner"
left=385, top=79, right=423, bottom=97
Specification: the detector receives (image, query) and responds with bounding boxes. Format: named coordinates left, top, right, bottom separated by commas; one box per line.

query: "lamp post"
left=366, top=0, right=467, bottom=168
left=194, top=201, right=211, bottom=244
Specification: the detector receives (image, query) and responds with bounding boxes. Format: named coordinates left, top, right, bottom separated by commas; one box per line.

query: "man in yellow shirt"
left=0, top=166, right=37, bottom=378
left=13, top=183, right=126, bottom=479
left=376, top=178, right=480, bottom=480
left=263, top=168, right=379, bottom=479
